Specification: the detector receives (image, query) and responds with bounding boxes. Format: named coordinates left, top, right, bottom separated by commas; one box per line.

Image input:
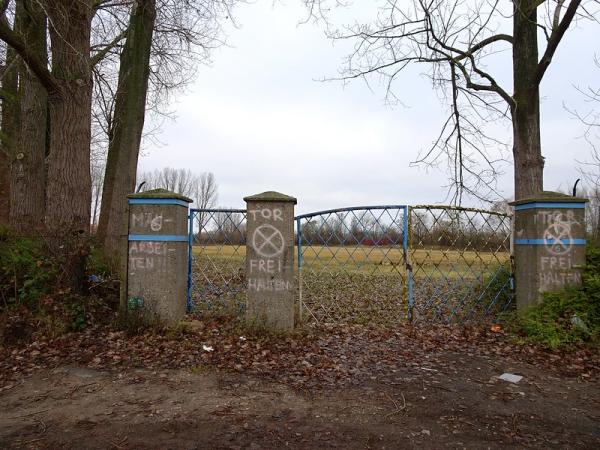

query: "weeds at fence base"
left=116, top=308, right=150, bottom=335
left=0, top=229, right=121, bottom=346
left=502, top=246, right=600, bottom=349
left=503, top=293, right=600, bottom=349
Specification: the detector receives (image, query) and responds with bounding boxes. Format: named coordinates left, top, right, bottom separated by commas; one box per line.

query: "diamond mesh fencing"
left=188, top=204, right=514, bottom=324
left=296, top=206, right=409, bottom=325
left=188, top=209, right=247, bottom=315
left=408, top=206, right=513, bottom=322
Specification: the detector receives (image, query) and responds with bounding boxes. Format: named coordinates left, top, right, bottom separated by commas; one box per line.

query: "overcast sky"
left=139, top=0, right=600, bottom=215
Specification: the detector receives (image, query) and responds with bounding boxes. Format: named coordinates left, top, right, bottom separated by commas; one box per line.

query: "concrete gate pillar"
left=511, top=191, right=588, bottom=309
left=244, top=191, right=297, bottom=331
left=126, top=189, right=192, bottom=325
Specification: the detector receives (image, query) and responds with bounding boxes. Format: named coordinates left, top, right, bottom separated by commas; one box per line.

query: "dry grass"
left=190, top=244, right=513, bottom=324
left=191, top=244, right=509, bottom=275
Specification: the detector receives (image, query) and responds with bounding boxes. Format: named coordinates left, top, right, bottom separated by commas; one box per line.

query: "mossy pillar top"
left=126, top=189, right=192, bottom=325
left=244, top=191, right=297, bottom=331
left=511, top=191, right=588, bottom=309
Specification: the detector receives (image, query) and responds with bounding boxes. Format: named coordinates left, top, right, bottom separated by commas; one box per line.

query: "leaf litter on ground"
left=1, top=313, right=598, bottom=390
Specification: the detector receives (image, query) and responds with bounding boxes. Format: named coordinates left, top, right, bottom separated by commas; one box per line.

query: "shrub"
left=506, top=245, right=600, bottom=348
left=0, top=232, right=59, bottom=310
left=1, top=231, right=120, bottom=344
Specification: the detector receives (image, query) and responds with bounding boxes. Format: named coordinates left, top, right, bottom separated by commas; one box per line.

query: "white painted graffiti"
left=129, top=241, right=167, bottom=255
left=248, top=278, right=292, bottom=292
left=536, top=210, right=578, bottom=227
left=540, top=271, right=582, bottom=290
left=128, top=255, right=167, bottom=273
left=543, top=222, right=572, bottom=255
left=128, top=241, right=172, bottom=274
left=249, top=258, right=283, bottom=274
left=542, top=211, right=578, bottom=255
left=132, top=212, right=164, bottom=231
left=248, top=208, right=283, bottom=222
left=251, top=224, right=285, bottom=258
left=540, top=256, right=573, bottom=271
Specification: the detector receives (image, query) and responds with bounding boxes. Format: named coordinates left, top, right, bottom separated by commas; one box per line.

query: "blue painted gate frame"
left=187, top=204, right=513, bottom=320
left=294, top=205, right=414, bottom=319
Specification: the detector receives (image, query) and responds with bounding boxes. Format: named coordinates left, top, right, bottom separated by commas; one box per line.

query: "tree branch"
left=466, top=34, right=513, bottom=55
left=452, top=58, right=514, bottom=108
left=93, top=0, right=131, bottom=11
left=534, top=0, right=582, bottom=86
left=450, top=62, right=464, bottom=200
left=420, top=7, right=515, bottom=108
left=0, top=13, right=58, bottom=93
left=90, top=28, right=127, bottom=67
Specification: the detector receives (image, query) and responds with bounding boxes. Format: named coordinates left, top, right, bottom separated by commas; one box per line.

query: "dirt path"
left=2, top=351, right=599, bottom=449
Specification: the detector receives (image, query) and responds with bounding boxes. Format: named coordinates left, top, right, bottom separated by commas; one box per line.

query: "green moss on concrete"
left=244, top=191, right=297, bottom=204
left=510, top=191, right=588, bottom=206
left=127, top=189, right=192, bottom=203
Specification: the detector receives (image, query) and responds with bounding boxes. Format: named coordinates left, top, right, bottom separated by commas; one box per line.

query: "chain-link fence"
left=188, top=204, right=514, bottom=324
left=408, top=206, right=513, bottom=322
left=188, top=209, right=247, bottom=315
left=296, top=206, right=409, bottom=325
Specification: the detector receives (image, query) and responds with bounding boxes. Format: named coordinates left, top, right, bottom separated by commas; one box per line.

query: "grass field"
left=190, top=244, right=513, bottom=324
left=191, top=244, right=510, bottom=275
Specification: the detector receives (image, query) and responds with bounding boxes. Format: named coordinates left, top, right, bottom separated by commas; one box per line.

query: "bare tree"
left=138, top=167, right=219, bottom=210
left=572, top=56, right=600, bottom=154
left=93, top=0, right=236, bottom=261
left=212, top=209, right=244, bottom=244
left=195, top=172, right=218, bottom=209
left=91, top=157, right=105, bottom=230
left=304, top=0, right=598, bottom=202
left=0, top=0, right=129, bottom=236
left=0, top=0, right=133, bottom=292
left=96, top=0, right=156, bottom=261
left=578, top=150, right=600, bottom=245
left=9, top=0, right=47, bottom=233
left=194, top=171, right=218, bottom=233
left=570, top=56, right=600, bottom=243
left=582, top=152, right=600, bottom=245
left=140, top=167, right=196, bottom=196
left=0, top=35, right=17, bottom=228
left=580, top=186, right=600, bottom=244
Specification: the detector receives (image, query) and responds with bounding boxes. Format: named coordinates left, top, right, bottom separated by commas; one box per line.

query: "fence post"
left=404, top=206, right=414, bottom=321
left=296, top=217, right=303, bottom=323
left=511, top=191, right=588, bottom=309
left=187, top=209, right=194, bottom=313
left=126, top=189, right=192, bottom=325
left=244, top=191, right=297, bottom=331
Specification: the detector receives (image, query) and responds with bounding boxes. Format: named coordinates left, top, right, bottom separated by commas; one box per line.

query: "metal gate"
left=188, top=204, right=513, bottom=323
left=295, top=206, right=410, bottom=324
left=188, top=208, right=247, bottom=315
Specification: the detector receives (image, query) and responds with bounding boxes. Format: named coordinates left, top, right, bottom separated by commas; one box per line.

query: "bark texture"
left=97, top=0, right=156, bottom=262
left=9, top=0, right=47, bottom=233
left=43, top=0, right=93, bottom=234
left=512, top=0, right=544, bottom=200
left=0, top=144, right=8, bottom=226
left=0, top=45, right=18, bottom=227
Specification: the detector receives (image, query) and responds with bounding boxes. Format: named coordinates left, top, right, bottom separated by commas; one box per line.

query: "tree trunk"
left=44, top=0, right=93, bottom=235
left=97, top=0, right=156, bottom=263
left=0, top=45, right=18, bottom=228
left=0, top=140, right=8, bottom=226
left=512, top=0, right=544, bottom=200
left=9, top=0, right=47, bottom=233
